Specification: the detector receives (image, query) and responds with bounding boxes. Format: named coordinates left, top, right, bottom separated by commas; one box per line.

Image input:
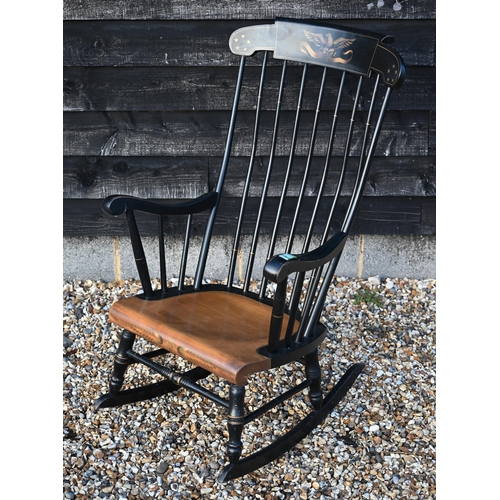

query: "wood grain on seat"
left=109, top=291, right=298, bottom=385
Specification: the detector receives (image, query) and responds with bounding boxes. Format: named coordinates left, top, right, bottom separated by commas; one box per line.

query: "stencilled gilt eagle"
left=300, top=30, right=356, bottom=64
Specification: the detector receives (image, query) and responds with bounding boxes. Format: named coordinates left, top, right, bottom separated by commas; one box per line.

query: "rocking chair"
left=95, top=18, right=405, bottom=482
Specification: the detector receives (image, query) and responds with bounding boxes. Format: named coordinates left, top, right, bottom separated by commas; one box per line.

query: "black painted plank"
left=209, top=156, right=436, bottom=198
left=63, top=156, right=209, bottom=199
left=63, top=196, right=431, bottom=237
left=63, top=1, right=436, bottom=21
left=63, top=155, right=435, bottom=200
left=215, top=196, right=424, bottom=236
left=63, top=19, right=435, bottom=68
left=420, top=197, right=436, bottom=234
left=429, top=109, right=436, bottom=156
left=63, top=110, right=429, bottom=157
left=64, top=66, right=435, bottom=112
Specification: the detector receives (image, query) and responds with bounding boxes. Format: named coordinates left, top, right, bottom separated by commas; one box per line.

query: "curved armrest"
left=102, top=192, right=218, bottom=216
left=263, top=231, right=348, bottom=283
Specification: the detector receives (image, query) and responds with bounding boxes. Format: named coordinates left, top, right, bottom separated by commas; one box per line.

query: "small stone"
left=63, top=276, right=435, bottom=499
left=157, top=461, right=168, bottom=474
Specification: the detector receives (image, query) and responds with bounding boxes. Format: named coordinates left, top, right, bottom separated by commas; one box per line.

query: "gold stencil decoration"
left=300, top=30, right=356, bottom=64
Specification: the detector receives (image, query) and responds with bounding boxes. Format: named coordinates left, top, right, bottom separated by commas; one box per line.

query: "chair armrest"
left=102, top=192, right=218, bottom=216
left=263, top=231, right=348, bottom=283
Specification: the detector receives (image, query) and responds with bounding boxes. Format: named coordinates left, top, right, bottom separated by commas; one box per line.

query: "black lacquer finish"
left=304, top=349, right=323, bottom=410
left=227, top=386, right=246, bottom=464
left=95, top=18, right=405, bottom=481
left=126, top=350, right=229, bottom=408
left=109, top=330, right=135, bottom=394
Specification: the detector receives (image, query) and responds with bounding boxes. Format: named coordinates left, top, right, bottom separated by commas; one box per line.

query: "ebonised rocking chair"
left=95, top=18, right=405, bottom=482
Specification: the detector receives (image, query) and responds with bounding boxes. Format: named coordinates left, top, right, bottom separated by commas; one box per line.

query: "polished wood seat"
left=109, top=291, right=298, bottom=385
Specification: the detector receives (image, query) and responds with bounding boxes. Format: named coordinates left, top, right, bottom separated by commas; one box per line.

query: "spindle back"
left=190, top=19, right=405, bottom=333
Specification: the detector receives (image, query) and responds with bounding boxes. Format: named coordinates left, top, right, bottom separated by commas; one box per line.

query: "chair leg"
left=227, top=385, right=246, bottom=465
left=218, top=362, right=365, bottom=482
left=304, top=349, right=323, bottom=410
left=109, top=330, right=136, bottom=394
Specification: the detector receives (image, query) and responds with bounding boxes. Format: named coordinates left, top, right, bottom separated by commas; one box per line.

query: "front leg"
left=226, top=385, right=246, bottom=464
left=109, top=330, right=136, bottom=394
left=304, top=349, right=323, bottom=410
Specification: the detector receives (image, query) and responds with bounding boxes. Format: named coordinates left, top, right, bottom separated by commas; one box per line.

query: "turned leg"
left=227, top=385, right=245, bottom=464
left=305, top=349, right=323, bottom=410
left=109, top=330, right=136, bottom=394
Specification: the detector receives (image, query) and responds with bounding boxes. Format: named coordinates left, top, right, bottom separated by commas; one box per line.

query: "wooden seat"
left=109, top=290, right=300, bottom=385
left=94, top=18, right=406, bottom=482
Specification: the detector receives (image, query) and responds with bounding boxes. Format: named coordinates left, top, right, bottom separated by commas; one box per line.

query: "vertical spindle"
left=195, top=57, right=247, bottom=290
left=245, top=61, right=288, bottom=293
left=228, top=52, right=269, bottom=288
left=158, top=215, right=167, bottom=295
left=178, top=214, right=192, bottom=292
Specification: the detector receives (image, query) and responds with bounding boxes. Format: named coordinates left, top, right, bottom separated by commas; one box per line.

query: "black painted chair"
left=95, top=18, right=405, bottom=482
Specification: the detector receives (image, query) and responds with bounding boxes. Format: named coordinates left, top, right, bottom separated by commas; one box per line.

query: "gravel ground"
left=63, top=276, right=436, bottom=499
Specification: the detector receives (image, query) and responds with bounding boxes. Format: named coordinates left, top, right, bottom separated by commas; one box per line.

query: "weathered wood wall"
left=63, top=1, right=436, bottom=238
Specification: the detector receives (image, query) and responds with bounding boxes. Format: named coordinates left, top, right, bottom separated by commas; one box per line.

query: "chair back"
left=192, top=19, right=405, bottom=337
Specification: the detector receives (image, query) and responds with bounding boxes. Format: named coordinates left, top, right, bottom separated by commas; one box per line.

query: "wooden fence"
left=63, top=1, right=436, bottom=239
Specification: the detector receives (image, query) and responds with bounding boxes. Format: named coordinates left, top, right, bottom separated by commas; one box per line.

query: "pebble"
left=157, top=461, right=168, bottom=474
left=63, top=276, right=436, bottom=499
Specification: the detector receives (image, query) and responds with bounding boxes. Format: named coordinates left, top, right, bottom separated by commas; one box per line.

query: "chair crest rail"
left=230, top=19, right=405, bottom=88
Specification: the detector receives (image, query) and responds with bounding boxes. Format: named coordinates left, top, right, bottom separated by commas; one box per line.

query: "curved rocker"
left=95, top=366, right=211, bottom=409
left=218, top=362, right=365, bottom=482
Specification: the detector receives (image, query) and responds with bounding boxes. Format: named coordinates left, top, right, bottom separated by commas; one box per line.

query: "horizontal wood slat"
left=64, top=66, right=435, bottom=112
left=420, top=197, right=436, bottom=234
left=63, top=196, right=435, bottom=237
left=429, top=110, right=436, bottom=156
left=63, top=20, right=435, bottom=68
left=63, top=155, right=435, bottom=200
left=63, top=1, right=436, bottom=21
left=63, top=156, right=209, bottom=199
left=63, top=110, right=429, bottom=157
left=211, top=156, right=436, bottom=198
